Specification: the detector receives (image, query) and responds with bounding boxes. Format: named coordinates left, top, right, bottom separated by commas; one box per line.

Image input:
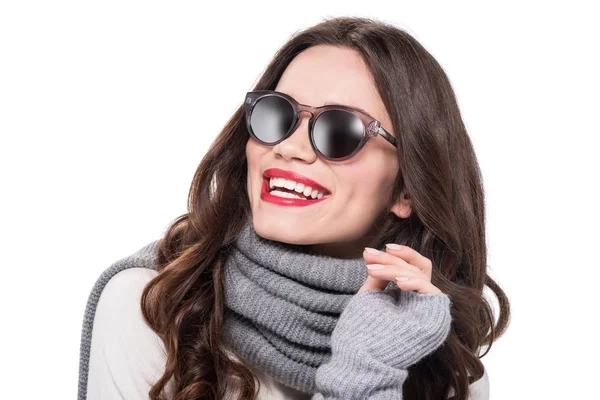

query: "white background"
left=1, top=1, right=598, bottom=398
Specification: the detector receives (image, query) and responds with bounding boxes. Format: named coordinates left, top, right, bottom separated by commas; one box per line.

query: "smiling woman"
left=245, top=45, right=402, bottom=251
left=79, top=15, right=510, bottom=400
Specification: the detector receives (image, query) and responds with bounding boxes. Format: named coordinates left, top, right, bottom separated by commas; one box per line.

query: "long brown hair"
left=141, top=16, right=511, bottom=400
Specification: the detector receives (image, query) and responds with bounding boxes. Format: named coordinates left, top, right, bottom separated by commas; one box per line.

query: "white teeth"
left=303, top=186, right=312, bottom=197
left=283, top=179, right=296, bottom=190
left=270, top=190, right=308, bottom=200
left=268, top=177, right=328, bottom=199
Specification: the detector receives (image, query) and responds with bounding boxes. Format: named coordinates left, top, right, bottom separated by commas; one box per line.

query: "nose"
left=271, top=110, right=317, bottom=163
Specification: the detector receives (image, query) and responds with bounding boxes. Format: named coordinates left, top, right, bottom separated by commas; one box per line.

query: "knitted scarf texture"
left=220, top=219, right=376, bottom=393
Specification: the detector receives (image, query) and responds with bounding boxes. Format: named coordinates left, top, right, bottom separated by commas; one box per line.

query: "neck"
left=306, top=219, right=383, bottom=258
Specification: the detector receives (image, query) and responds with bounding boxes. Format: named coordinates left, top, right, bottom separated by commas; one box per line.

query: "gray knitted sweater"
left=78, top=236, right=489, bottom=399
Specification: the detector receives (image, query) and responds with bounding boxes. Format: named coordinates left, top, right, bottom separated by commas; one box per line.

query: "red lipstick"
left=261, top=168, right=331, bottom=207
left=263, top=168, right=330, bottom=193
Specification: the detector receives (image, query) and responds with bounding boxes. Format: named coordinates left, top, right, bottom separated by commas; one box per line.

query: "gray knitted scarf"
left=220, top=219, right=371, bottom=393
left=77, top=219, right=381, bottom=399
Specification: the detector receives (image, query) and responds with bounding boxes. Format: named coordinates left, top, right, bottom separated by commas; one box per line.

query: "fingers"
left=365, top=263, right=422, bottom=283
left=384, top=244, right=433, bottom=275
left=394, top=276, right=443, bottom=294
left=360, top=268, right=443, bottom=295
left=363, top=247, right=422, bottom=274
left=362, top=245, right=441, bottom=295
left=357, top=274, right=389, bottom=293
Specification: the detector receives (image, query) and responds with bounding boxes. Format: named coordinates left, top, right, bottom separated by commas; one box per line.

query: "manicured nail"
left=396, top=276, right=410, bottom=281
left=386, top=243, right=402, bottom=251
left=365, top=247, right=380, bottom=255
left=366, top=264, right=385, bottom=270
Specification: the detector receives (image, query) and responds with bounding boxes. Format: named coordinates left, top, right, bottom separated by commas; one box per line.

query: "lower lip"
left=261, top=178, right=330, bottom=207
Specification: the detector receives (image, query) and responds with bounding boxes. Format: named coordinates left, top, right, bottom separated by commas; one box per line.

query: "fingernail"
left=386, top=243, right=402, bottom=251
left=366, top=264, right=385, bottom=270
left=365, top=247, right=380, bottom=255
left=396, top=276, right=410, bottom=281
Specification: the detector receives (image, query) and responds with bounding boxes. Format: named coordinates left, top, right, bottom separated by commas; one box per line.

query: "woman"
left=78, top=16, right=510, bottom=400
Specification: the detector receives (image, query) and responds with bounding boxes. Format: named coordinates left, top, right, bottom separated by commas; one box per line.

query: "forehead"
left=274, top=45, right=391, bottom=130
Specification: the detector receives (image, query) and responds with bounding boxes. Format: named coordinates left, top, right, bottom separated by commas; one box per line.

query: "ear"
left=390, top=192, right=412, bottom=219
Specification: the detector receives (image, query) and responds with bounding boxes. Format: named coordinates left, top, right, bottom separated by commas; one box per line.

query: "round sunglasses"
left=243, top=90, right=397, bottom=161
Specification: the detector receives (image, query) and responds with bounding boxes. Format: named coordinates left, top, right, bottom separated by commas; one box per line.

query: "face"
left=246, top=44, right=409, bottom=258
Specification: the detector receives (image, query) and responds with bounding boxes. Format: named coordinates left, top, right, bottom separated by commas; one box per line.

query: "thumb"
left=357, top=274, right=389, bottom=293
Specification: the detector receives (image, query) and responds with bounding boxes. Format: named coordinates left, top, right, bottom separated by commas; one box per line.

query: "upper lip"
left=263, top=168, right=331, bottom=194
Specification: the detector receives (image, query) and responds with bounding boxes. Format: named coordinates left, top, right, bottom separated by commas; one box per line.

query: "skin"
left=245, top=44, right=441, bottom=294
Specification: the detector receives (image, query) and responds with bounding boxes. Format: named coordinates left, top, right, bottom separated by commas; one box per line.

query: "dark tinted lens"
left=313, top=110, right=364, bottom=159
left=249, top=95, right=295, bottom=143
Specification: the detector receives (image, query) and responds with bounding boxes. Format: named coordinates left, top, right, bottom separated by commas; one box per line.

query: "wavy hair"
left=140, top=16, right=511, bottom=400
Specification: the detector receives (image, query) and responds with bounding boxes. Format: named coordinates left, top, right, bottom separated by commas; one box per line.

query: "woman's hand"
left=313, top=251, right=452, bottom=398
left=358, top=244, right=443, bottom=294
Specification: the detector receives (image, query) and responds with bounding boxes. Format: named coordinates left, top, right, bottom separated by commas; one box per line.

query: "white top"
left=86, top=267, right=489, bottom=399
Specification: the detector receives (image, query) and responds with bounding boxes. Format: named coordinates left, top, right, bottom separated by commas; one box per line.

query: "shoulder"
left=94, top=267, right=159, bottom=328
left=100, top=267, right=158, bottom=304
left=86, top=267, right=167, bottom=399
left=92, top=267, right=162, bottom=354
left=468, top=367, right=490, bottom=400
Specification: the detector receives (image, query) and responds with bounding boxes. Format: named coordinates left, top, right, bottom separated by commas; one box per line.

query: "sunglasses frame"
left=244, top=90, right=397, bottom=161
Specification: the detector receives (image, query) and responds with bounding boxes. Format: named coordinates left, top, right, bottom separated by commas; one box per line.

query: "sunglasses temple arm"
left=376, top=126, right=397, bottom=147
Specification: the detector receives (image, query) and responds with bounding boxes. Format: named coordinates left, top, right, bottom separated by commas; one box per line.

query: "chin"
left=252, top=214, right=318, bottom=245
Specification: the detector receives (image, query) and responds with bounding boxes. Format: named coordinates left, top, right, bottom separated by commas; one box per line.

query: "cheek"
left=245, top=139, right=270, bottom=198
left=245, top=140, right=257, bottom=195
left=335, top=164, right=395, bottom=211
left=245, top=139, right=262, bottom=174
left=245, top=138, right=254, bottom=161
left=335, top=168, right=372, bottom=208
left=246, top=138, right=271, bottom=159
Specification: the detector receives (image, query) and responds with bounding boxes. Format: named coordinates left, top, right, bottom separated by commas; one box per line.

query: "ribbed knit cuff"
left=312, top=288, right=452, bottom=399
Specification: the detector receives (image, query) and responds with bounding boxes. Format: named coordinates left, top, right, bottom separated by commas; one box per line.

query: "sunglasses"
left=243, top=90, right=397, bottom=161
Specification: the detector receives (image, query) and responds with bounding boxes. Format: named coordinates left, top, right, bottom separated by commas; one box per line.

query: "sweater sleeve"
left=86, top=267, right=172, bottom=400
left=311, top=288, right=453, bottom=400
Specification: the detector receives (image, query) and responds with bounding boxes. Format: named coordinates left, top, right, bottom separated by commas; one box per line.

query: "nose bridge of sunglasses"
left=297, top=109, right=314, bottom=120
left=291, top=109, right=314, bottom=131
left=278, top=109, right=315, bottom=150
